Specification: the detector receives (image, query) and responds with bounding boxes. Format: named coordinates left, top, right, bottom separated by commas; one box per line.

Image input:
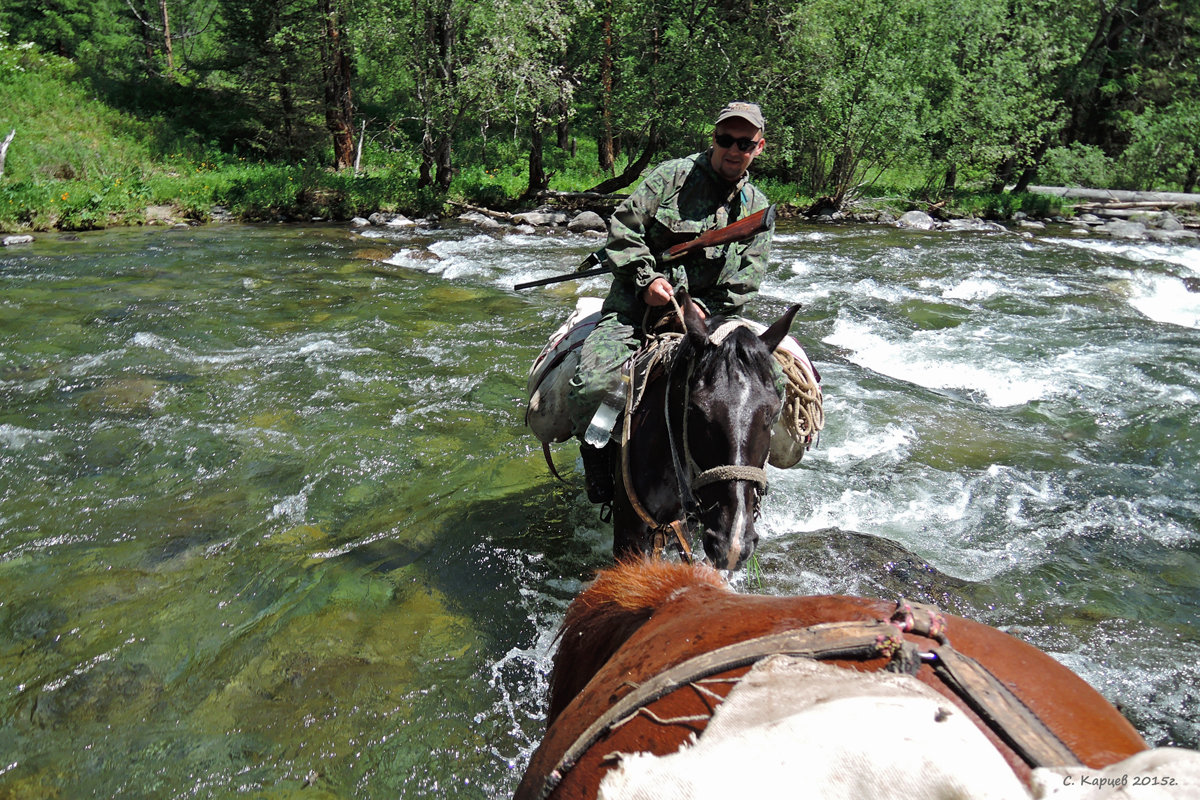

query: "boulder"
left=512, top=210, right=569, bottom=227
left=896, top=210, right=936, bottom=230
left=1148, top=228, right=1199, bottom=243
left=3, top=234, right=34, bottom=246
left=568, top=210, right=607, bottom=233
left=458, top=211, right=502, bottom=230
left=943, top=218, right=1005, bottom=233
left=1153, top=212, right=1184, bottom=231
left=1100, top=219, right=1148, bottom=239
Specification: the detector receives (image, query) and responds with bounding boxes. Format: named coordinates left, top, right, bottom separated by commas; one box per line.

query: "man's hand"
left=642, top=277, right=674, bottom=307
left=642, top=278, right=706, bottom=318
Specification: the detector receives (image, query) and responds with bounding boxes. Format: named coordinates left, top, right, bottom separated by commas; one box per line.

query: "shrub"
left=1038, top=143, right=1112, bottom=188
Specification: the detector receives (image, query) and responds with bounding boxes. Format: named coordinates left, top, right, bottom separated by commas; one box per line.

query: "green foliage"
left=1113, top=98, right=1200, bottom=191
left=1039, top=143, right=1113, bottom=188
left=946, top=190, right=1067, bottom=220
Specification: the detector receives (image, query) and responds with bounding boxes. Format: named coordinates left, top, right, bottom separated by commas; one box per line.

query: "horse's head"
left=679, top=295, right=800, bottom=570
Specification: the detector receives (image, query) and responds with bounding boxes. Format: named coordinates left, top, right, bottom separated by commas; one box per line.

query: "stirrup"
left=598, top=502, right=612, bottom=523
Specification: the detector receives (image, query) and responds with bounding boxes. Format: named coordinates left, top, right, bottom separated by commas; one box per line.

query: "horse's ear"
left=680, top=293, right=709, bottom=349
left=760, top=304, right=801, bottom=352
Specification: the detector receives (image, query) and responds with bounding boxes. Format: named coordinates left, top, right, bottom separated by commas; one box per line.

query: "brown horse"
left=515, top=560, right=1149, bottom=800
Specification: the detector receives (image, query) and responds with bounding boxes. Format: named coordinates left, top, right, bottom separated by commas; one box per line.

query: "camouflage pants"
left=567, top=314, right=641, bottom=439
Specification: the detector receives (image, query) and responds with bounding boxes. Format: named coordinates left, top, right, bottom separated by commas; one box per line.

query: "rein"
left=620, top=348, right=693, bottom=562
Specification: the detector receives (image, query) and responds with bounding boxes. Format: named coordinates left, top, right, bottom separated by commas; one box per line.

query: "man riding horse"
left=567, top=102, right=778, bottom=505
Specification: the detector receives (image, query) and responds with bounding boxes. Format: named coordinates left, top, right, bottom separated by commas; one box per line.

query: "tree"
left=761, top=0, right=943, bottom=205
left=318, top=0, right=354, bottom=169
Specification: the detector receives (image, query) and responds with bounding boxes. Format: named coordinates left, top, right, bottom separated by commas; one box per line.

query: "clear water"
left=1, top=220, right=1197, bottom=797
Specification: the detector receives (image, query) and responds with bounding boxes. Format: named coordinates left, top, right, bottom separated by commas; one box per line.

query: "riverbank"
left=3, top=182, right=1198, bottom=247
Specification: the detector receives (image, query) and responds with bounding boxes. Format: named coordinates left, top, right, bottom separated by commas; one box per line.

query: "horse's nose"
left=708, top=519, right=758, bottom=571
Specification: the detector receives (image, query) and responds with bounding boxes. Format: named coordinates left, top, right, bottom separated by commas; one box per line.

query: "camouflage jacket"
left=599, top=150, right=773, bottom=322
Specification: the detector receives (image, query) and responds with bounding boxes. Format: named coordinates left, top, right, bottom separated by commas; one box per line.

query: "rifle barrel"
left=513, top=264, right=611, bottom=291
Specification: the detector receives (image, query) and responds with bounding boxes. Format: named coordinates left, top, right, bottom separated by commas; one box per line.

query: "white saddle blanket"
left=597, top=656, right=1200, bottom=800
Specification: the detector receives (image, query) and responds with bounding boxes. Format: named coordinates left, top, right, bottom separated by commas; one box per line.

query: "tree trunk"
left=160, top=0, right=174, bottom=75
left=942, top=163, right=957, bottom=193
left=1013, top=139, right=1052, bottom=193
left=279, top=73, right=296, bottom=157
left=990, top=156, right=1015, bottom=194
left=556, top=93, right=570, bottom=150
left=598, top=0, right=615, bottom=173
left=418, top=129, right=434, bottom=189
left=524, top=116, right=549, bottom=200
left=587, top=123, right=659, bottom=194
left=0, top=129, right=14, bottom=179
left=434, top=136, right=453, bottom=191
left=319, top=0, right=355, bottom=171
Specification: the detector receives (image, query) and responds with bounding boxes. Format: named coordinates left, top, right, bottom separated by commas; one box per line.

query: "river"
left=1, top=218, right=1197, bottom=797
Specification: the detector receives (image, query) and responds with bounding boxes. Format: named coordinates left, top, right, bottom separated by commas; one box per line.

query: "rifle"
left=513, top=204, right=776, bottom=291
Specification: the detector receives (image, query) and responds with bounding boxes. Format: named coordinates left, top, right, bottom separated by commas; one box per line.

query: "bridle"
left=619, top=306, right=772, bottom=563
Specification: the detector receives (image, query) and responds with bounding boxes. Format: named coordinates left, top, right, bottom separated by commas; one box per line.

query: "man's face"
left=709, top=117, right=765, bottom=182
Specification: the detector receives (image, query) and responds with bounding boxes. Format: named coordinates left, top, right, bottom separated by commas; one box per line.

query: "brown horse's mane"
left=546, top=559, right=728, bottom=724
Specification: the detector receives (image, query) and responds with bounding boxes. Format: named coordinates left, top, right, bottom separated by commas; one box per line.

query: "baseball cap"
left=714, top=102, right=765, bottom=131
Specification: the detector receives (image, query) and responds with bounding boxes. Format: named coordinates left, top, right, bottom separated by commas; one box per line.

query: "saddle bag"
left=525, top=296, right=603, bottom=444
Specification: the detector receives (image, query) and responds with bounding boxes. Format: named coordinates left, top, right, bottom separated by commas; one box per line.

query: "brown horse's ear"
left=760, top=304, right=801, bottom=351
left=681, top=292, right=709, bottom=349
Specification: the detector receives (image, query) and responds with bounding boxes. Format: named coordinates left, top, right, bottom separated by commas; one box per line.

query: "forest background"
left=0, top=0, right=1197, bottom=231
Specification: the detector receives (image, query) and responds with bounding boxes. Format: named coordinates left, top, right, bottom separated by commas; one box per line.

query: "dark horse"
left=515, top=560, right=1150, bottom=800
left=612, top=295, right=800, bottom=571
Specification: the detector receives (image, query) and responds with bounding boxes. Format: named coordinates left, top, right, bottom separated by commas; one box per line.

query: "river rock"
left=145, top=205, right=175, bottom=225
left=1018, top=219, right=1046, bottom=230
left=1148, top=228, right=1199, bottom=243
left=1100, top=219, right=1149, bottom=239
left=1152, top=212, right=1184, bottom=231
left=3, top=234, right=34, bottom=245
left=512, top=210, right=568, bottom=227
left=386, top=215, right=415, bottom=228
left=350, top=217, right=371, bottom=227
left=944, top=218, right=1005, bottom=233
left=896, top=210, right=936, bottom=230
left=458, top=211, right=502, bottom=230
left=567, top=210, right=607, bottom=233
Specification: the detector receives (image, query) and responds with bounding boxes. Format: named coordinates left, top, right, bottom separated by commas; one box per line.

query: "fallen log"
left=448, top=200, right=514, bottom=221
left=1030, top=185, right=1200, bottom=207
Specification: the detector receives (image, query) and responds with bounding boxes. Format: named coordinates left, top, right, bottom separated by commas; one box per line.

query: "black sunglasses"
left=714, top=133, right=760, bottom=152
